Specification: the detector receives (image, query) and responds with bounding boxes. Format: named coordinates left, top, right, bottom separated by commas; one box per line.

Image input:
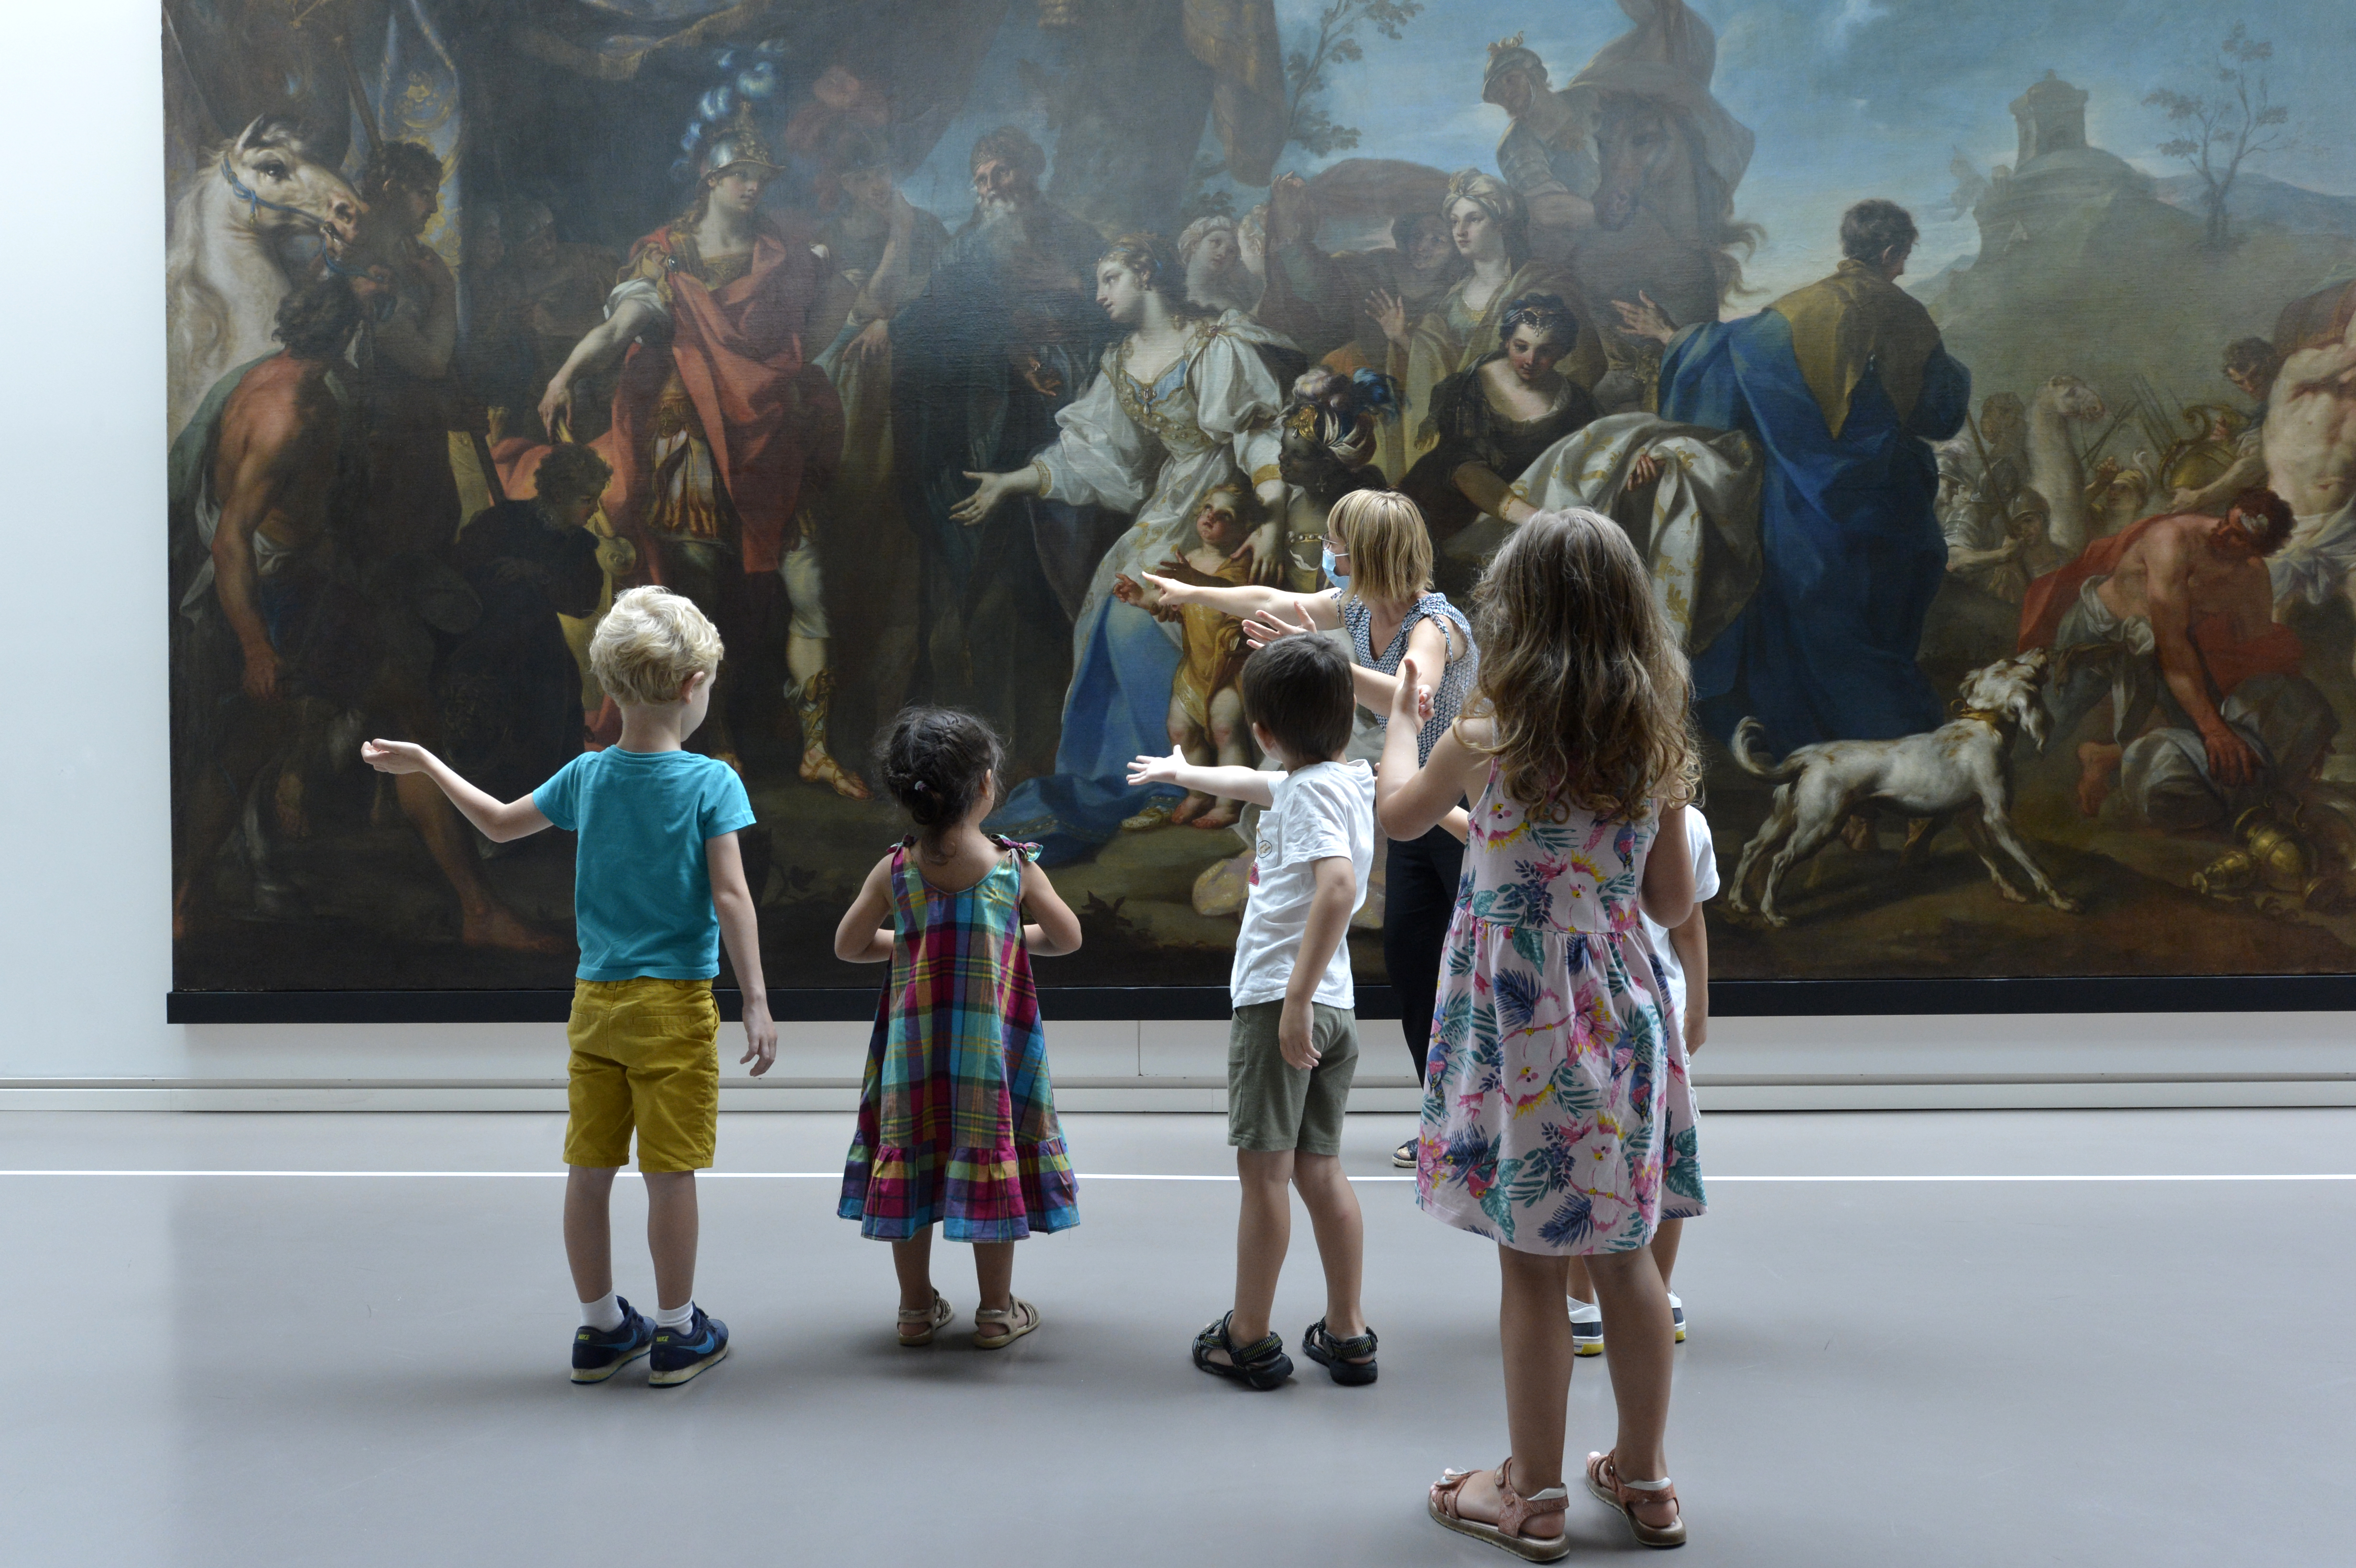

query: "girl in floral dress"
left=1376, top=509, right=1705, bottom=1558
left=833, top=708, right=1084, bottom=1349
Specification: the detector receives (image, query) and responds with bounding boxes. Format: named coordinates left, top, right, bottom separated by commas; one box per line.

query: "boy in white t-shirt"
left=1569, top=805, right=1718, bottom=1352
left=1129, top=635, right=1379, bottom=1392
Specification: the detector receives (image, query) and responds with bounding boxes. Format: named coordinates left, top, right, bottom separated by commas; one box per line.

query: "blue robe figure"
left=1658, top=258, right=1969, bottom=750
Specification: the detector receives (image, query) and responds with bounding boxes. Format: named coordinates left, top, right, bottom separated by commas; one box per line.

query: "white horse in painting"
left=165, top=117, right=363, bottom=439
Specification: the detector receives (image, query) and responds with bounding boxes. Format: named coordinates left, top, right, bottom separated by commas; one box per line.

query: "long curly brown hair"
left=1464, top=508, right=1697, bottom=823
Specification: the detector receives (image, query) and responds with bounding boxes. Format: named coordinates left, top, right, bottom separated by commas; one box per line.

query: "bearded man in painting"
left=888, top=125, right=1114, bottom=774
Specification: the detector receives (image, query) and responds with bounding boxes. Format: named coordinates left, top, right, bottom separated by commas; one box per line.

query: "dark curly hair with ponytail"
left=874, top=706, right=1006, bottom=848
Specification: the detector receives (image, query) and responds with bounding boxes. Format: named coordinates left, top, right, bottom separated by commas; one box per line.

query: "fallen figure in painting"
left=1723, top=650, right=2082, bottom=927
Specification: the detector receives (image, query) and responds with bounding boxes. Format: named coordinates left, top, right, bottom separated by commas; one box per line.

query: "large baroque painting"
left=165, top=0, right=2356, bottom=1001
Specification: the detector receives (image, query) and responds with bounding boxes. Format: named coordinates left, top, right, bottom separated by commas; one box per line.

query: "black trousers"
left=1382, top=823, right=1467, bottom=1079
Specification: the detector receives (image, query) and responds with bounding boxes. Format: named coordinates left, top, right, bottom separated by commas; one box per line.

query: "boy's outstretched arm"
left=707, top=831, right=776, bottom=1076
left=833, top=856, right=897, bottom=964
left=1127, top=744, right=1278, bottom=807
left=361, top=740, right=550, bottom=842
left=1280, top=857, right=1355, bottom=1071
left=1019, top=860, right=1085, bottom=956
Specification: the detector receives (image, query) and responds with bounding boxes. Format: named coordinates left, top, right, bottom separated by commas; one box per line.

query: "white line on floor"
left=0, top=1170, right=2353, bottom=1182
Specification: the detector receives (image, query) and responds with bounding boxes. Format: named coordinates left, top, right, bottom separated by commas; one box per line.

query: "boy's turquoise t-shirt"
left=534, top=748, right=757, bottom=981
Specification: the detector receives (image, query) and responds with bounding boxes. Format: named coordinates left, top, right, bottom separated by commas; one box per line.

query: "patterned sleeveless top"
left=1342, top=591, right=1478, bottom=765
left=1461, top=763, right=1655, bottom=938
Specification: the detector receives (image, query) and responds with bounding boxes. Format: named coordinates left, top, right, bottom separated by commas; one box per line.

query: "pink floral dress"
left=1416, top=764, right=1705, bottom=1254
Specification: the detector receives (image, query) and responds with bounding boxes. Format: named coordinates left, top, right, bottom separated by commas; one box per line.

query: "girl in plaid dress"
left=834, top=708, right=1083, bottom=1349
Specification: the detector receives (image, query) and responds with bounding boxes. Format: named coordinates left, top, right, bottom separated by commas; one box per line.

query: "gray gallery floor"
left=3, top=1107, right=2352, bottom=1568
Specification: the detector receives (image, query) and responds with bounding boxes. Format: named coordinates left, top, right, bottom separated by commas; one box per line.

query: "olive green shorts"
left=1227, top=1001, right=1359, bottom=1155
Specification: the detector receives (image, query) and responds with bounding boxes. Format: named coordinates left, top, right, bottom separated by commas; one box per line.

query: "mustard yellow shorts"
left=563, top=978, right=720, bottom=1173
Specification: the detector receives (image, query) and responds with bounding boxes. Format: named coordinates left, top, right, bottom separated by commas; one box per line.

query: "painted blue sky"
left=1299, top=0, right=2351, bottom=302
left=903, top=0, right=2348, bottom=308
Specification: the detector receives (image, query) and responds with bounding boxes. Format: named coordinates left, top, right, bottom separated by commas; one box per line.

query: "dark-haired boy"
left=1129, top=634, right=1379, bottom=1390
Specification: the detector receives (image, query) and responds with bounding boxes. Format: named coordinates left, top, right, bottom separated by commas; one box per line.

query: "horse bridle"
left=220, top=151, right=330, bottom=229
left=220, top=151, right=374, bottom=279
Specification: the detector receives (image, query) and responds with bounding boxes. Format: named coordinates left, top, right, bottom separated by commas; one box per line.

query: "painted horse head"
left=1590, top=93, right=1681, bottom=234
left=219, top=117, right=363, bottom=249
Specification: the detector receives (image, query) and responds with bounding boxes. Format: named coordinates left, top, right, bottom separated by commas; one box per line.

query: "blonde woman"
left=1142, top=490, right=1478, bottom=1167
left=1369, top=170, right=1604, bottom=468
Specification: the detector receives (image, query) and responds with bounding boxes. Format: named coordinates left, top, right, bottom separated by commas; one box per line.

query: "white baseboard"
left=3, top=1074, right=2353, bottom=1112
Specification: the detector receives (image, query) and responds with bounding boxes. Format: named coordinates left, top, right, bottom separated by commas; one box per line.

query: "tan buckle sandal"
left=1428, top=1458, right=1572, bottom=1562
left=1586, top=1449, right=1686, bottom=1548
left=896, top=1291, right=954, bottom=1347
left=973, top=1296, right=1039, bottom=1350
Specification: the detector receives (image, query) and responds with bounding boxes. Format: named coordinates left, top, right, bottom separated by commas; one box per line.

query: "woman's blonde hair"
left=1466, top=509, right=1696, bottom=822
left=1329, top=489, right=1431, bottom=607
left=589, top=586, right=725, bottom=707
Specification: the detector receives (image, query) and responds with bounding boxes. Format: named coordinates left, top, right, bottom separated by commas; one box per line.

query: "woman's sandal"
left=1586, top=1449, right=1687, bottom=1549
left=972, top=1297, right=1040, bottom=1350
left=1428, top=1458, right=1572, bottom=1562
left=1301, top=1318, right=1378, bottom=1385
left=1191, top=1310, right=1293, bottom=1390
left=896, top=1291, right=954, bottom=1347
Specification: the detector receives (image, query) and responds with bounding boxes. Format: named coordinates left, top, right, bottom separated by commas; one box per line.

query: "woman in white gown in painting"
left=953, top=233, right=1296, bottom=863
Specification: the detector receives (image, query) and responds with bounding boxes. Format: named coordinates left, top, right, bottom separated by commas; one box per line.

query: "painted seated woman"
left=1372, top=169, right=1604, bottom=476
left=1398, top=293, right=1598, bottom=598
left=950, top=234, right=1298, bottom=865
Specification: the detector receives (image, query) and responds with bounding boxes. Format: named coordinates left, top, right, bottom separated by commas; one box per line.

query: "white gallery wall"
left=1, top=2, right=2347, bottom=1110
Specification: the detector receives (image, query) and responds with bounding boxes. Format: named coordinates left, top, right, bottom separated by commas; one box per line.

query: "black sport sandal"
left=1192, top=1310, right=1293, bottom=1390
left=1302, top=1318, right=1379, bottom=1385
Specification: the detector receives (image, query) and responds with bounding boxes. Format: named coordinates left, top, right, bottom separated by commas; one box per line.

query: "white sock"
left=1567, top=1295, right=1602, bottom=1323
left=579, top=1292, right=624, bottom=1333
left=655, top=1301, right=696, bottom=1335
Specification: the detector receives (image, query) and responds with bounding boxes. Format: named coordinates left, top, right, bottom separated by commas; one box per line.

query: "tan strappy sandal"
left=972, top=1296, right=1040, bottom=1349
left=896, top=1291, right=954, bottom=1347
left=1428, top=1458, right=1572, bottom=1562
left=1586, top=1449, right=1687, bottom=1548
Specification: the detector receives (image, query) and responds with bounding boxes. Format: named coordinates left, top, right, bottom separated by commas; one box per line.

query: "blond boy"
left=363, top=586, right=774, bottom=1386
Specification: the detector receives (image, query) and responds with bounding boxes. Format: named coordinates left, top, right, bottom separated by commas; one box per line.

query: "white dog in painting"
left=1724, top=649, right=2083, bottom=926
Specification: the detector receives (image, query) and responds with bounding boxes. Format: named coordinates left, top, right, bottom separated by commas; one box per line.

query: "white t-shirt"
left=1641, top=806, right=1720, bottom=1028
left=1230, top=760, right=1376, bottom=1009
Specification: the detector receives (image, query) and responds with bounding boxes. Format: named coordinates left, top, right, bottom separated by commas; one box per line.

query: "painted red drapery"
left=604, top=227, right=843, bottom=577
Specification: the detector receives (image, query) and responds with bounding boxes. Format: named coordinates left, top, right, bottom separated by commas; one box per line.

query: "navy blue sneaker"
left=648, top=1306, right=730, bottom=1387
left=571, top=1297, right=654, bottom=1384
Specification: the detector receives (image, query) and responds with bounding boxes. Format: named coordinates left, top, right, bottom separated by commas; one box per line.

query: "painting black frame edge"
left=167, top=975, right=2356, bottom=1024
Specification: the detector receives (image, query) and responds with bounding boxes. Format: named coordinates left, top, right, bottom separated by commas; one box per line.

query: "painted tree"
left=1182, top=0, right=1419, bottom=220
left=2144, top=22, right=2293, bottom=250
left=1279, top=0, right=1423, bottom=161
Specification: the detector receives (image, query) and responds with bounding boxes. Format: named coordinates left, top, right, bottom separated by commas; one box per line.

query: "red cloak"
left=2018, top=512, right=2301, bottom=693
left=603, top=226, right=844, bottom=577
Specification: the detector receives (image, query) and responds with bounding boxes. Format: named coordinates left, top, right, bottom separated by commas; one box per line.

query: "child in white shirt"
left=1568, top=806, right=1717, bottom=1351
left=1129, top=634, right=1380, bottom=1391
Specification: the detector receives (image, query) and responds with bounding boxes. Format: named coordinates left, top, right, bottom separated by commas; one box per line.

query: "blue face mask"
left=1323, top=545, right=1350, bottom=592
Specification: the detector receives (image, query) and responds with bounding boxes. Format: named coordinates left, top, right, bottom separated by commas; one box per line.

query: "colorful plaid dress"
left=838, top=838, right=1079, bottom=1242
left=1416, top=765, right=1706, bottom=1255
